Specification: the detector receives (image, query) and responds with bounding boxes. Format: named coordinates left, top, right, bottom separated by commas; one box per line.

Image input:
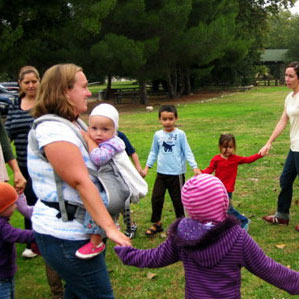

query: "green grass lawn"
left=11, top=86, right=299, bottom=298
left=88, top=81, right=138, bottom=93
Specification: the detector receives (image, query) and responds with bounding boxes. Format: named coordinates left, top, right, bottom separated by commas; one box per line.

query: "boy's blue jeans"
left=35, top=232, right=114, bottom=299
left=0, top=278, right=14, bottom=299
left=227, top=192, right=248, bottom=228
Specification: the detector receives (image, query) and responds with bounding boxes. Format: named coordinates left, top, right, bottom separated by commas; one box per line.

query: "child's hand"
left=14, top=171, right=26, bottom=194
left=81, top=130, right=98, bottom=152
left=80, top=130, right=90, bottom=142
left=137, top=168, right=146, bottom=178
left=143, top=166, right=149, bottom=177
left=193, top=168, right=201, bottom=175
left=106, top=228, right=132, bottom=247
left=16, top=193, right=33, bottom=219
left=258, top=143, right=271, bottom=156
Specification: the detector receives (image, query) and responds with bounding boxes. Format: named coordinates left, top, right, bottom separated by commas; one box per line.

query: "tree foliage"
left=264, top=9, right=299, bottom=62
left=265, top=10, right=293, bottom=49
left=286, top=14, right=299, bottom=61
left=199, top=0, right=295, bottom=86
left=0, top=0, right=296, bottom=99
left=0, top=0, right=115, bottom=78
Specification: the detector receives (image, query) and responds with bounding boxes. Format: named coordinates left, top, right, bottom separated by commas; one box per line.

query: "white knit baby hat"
left=90, top=103, right=119, bottom=130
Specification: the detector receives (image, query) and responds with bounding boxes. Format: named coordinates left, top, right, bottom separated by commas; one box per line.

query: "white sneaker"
left=22, top=248, right=37, bottom=258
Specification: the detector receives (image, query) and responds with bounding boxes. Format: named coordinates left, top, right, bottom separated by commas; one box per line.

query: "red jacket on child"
left=201, top=154, right=262, bottom=192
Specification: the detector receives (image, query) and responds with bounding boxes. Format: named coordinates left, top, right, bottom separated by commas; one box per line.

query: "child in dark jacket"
left=0, top=182, right=34, bottom=298
left=115, top=174, right=299, bottom=299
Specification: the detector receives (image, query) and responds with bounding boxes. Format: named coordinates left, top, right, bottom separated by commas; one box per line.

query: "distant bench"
left=97, top=88, right=140, bottom=104
left=97, top=88, right=168, bottom=104
left=228, top=85, right=254, bottom=92
left=114, top=88, right=140, bottom=104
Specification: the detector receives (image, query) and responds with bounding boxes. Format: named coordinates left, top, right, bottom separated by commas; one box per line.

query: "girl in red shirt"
left=201, top=134, right=263, bottom=230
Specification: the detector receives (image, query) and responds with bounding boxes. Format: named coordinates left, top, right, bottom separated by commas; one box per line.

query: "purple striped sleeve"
left=114, top=238, right=179, bottom=268
left=243, top=233, right=299, bottom=295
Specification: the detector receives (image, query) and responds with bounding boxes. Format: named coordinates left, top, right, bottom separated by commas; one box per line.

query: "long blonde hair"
left=32, top=64, right=82, bottom=121
left=18, top=66, right=40, bottom=98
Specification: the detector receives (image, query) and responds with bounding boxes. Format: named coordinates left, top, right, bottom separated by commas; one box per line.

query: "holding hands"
left=13, top=170, right=27, bottom=194
left=193, top=168, right=201, bottom=175
left=106, top=226, right=132, bottom=247
left=143, top=166, right=149, bottom=177
left=258, top=142, right=272, bottom=157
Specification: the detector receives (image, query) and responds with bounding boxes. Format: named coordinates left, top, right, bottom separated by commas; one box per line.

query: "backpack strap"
left=32, top=114, right=89, bottom=151
left=29, top=114, right=88, bottom=222
left=54, top=170, right=69, bottom=222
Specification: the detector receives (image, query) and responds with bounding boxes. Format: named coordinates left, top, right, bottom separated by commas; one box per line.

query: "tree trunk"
left=184, top=68, right=191, bottom=95
left=105, top=75, right=112, bottom=100
left=139, top=79, right=148, bottom=105
left=167, top=73, right=174, bottom=98
left=177, top=68, right=185, bottom=98
left=167, top=68, right=177, bottom=99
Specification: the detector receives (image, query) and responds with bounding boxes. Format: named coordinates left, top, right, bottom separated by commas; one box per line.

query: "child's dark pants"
left=151, top=173, right=185, bottom=223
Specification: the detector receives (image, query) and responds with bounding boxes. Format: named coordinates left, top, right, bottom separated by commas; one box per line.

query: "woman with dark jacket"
left=0, top=110, right=26, bottom=191
left=5, top=66, right=40, bottom=258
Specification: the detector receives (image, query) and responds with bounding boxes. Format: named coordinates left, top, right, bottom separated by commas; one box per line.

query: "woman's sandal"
left=145, top=223, right=163, bottom=236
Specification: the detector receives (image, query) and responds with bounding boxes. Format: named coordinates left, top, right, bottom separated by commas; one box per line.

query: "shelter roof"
left=260, top=49, right=288, bottom=62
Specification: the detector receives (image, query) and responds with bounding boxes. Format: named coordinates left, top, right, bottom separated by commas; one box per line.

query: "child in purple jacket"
left=115, top=174, right=299, bottom=299
left=0, top=182, right=34, bottom=299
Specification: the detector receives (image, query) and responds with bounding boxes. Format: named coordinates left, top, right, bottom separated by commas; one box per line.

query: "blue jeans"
left=84, top=191, right=108, bottom=235
left=227, top=192, right=248, bottom=228
left=0, top=277, right=14, bottom=299
left=35, top=232, right=114, bottom=299
left=276, top=150, right=299, bottom=219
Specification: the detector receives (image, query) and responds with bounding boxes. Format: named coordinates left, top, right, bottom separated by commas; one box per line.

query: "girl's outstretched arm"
left=201, top=157, right=217, bottom=174
left=114, top=238, right=179, bottom=268
left=243, top=232, right=299, bottom=295
left=237, top=153, right=262, bottom=164
left=16, top=193, right=33, bottom=219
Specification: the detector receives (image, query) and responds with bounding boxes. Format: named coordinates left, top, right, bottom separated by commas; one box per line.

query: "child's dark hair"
left=218, top=134, right=236, bottom=150
left=158, top=105, right=178, bottom=118
left=288, top=61, right=299, bottom=77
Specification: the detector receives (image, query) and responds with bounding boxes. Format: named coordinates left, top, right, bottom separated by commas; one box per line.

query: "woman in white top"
left=28, top=63, right=131, bottom=298
left=259, top=61, right=299, bottom=232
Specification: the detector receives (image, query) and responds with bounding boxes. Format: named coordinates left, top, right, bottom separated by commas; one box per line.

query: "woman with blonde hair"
left=28, top=63, right=130, bottom=298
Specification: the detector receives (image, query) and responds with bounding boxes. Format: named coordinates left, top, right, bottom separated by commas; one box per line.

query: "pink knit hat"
left=181, top=174, right=229, bottom=223
left=0, top=182, right=18, bottom=213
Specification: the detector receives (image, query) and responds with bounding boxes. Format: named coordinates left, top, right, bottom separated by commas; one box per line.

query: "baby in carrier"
left=76, top=103, right=147, bottom=259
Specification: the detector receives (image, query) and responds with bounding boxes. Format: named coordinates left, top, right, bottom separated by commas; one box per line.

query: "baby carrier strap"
left=29, top=114, right=87, bottom=222
left=32, top=114, right=88, bottom=151
left=29, top=114, right=132, bottom=221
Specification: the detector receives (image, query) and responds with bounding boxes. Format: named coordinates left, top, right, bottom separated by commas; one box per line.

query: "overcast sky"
left=289, top=1, right=299, bottom=14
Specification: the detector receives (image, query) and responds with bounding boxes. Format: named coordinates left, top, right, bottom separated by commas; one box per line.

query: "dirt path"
left=85, top=90, right=232, bottom=115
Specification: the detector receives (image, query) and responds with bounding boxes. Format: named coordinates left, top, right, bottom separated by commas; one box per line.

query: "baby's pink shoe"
left=75, top=241, right=105, bottom=259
